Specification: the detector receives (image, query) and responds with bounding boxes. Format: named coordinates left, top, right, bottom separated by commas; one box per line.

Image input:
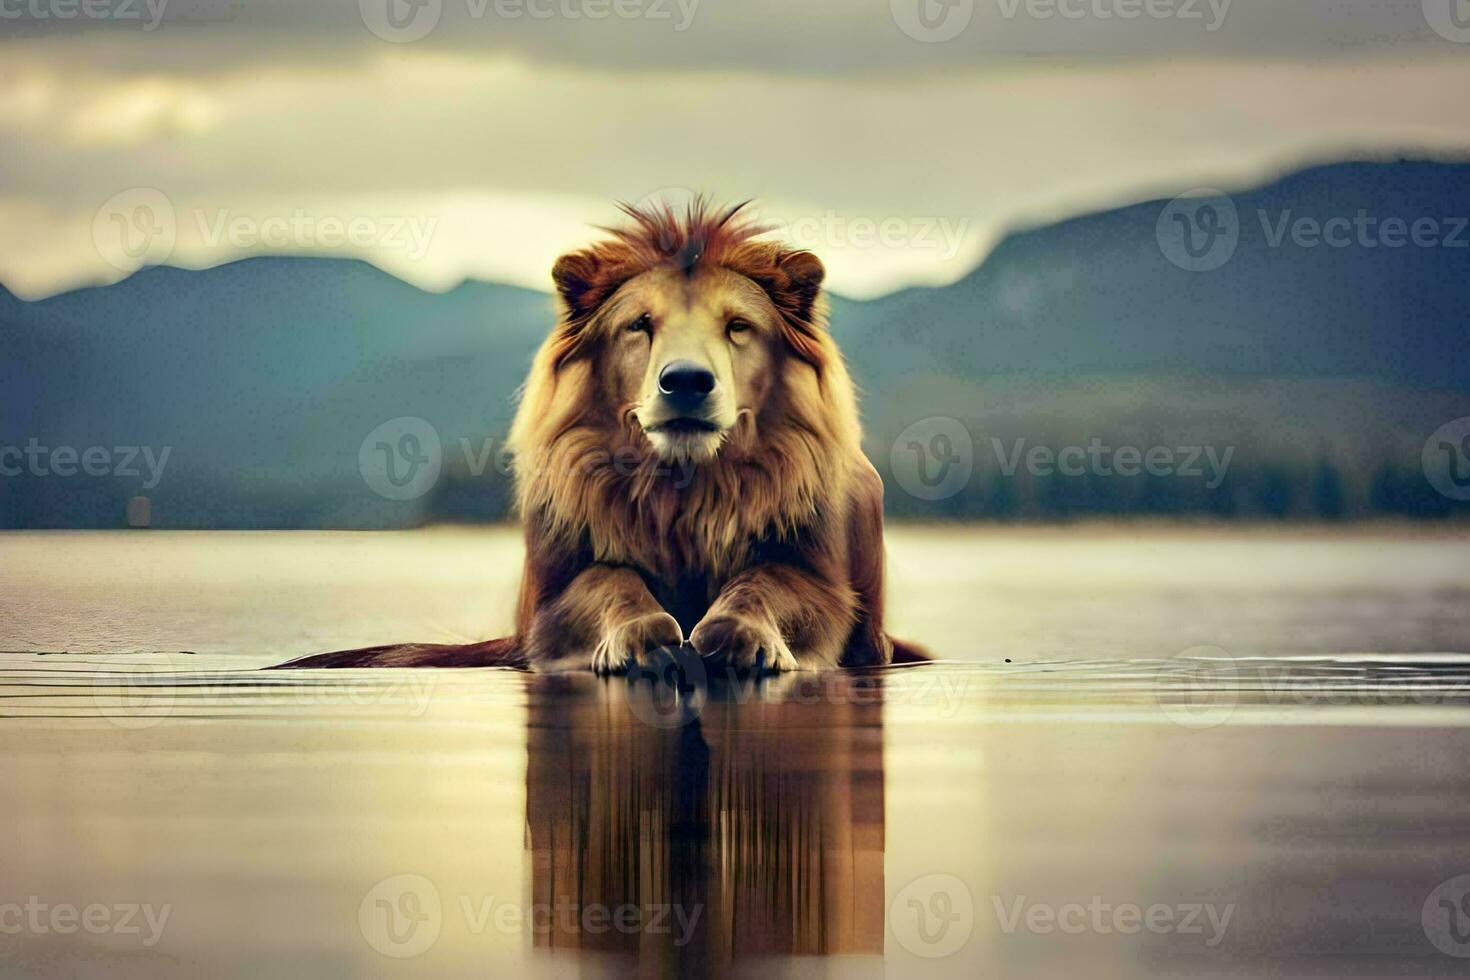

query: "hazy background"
left=4, top=0, right=1470, bottom=527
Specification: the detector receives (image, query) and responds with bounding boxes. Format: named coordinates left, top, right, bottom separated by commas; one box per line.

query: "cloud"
left=61, top=77, right=219, bottom=144
left=1, top=0, right=1467, bottom=77
left=3, top=49, right=1469, bottom=300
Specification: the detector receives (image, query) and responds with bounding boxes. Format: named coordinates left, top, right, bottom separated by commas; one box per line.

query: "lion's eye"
left=627, top=314, right=652, bottom=334
left=726, top=319, right=751, bottom=337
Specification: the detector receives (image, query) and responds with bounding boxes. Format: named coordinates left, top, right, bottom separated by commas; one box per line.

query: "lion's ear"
left=775, top=250, right=825, bottom=324
left=551, top=250, right=603, bottom=320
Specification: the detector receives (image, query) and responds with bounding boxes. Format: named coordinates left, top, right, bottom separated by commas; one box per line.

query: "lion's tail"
left=273, top=634, right=925, bottom=670
left=267, top=636, right=526, bottom=670
left=887, top=635, right=933, bottom=666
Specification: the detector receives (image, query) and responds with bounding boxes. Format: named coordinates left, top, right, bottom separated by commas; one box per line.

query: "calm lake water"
left=2, top=526, right=1470, bottom=977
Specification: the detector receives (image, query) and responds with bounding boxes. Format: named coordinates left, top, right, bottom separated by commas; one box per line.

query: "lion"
left=277, top=200, right=925, bottom=672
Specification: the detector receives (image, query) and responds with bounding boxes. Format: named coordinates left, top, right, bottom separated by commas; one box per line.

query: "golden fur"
left=277, top=199, right=923, bottom=672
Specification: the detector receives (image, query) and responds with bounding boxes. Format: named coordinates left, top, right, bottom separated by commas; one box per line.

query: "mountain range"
left=4, top=158, right=1468, bottom=528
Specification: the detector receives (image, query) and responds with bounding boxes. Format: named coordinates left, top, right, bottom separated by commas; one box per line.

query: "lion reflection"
left=523, top=671, right=886, bottom=973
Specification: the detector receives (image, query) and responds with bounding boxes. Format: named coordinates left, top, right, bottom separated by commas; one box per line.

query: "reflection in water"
left=524, top=669, right=887, bottom=973
left=6, top=651, right=1470, bottom=976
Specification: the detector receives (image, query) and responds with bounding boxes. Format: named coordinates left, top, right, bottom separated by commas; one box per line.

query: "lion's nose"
left=658, top=361, right=716, bottom=409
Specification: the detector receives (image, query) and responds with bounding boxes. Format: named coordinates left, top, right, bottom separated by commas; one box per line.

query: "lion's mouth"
left=650, top=417, right=722, bottom=435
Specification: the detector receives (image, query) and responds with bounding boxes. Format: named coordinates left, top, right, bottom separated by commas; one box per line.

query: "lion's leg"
left=842, top=459, right=894, bottom=667
left=689, top=565, right=855, bottom=672
left=526, top=564, right=682, bottom=674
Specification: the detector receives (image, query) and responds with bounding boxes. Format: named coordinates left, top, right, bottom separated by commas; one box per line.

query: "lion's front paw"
left=690, top=613, right=798, bottom=673
left=592, top=612, right=684, bottom=675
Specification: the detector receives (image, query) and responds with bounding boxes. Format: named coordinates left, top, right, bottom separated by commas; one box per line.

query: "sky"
left=2, top=0, right=1469, bottom=300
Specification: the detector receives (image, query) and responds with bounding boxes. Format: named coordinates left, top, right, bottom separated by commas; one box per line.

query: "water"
left=2, top=527, right=1469, bottom=977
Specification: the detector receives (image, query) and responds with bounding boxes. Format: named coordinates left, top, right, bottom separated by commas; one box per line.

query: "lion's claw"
left=690, top=614, right=797, bottom=672
left=591, top=612, right=684, bottom=675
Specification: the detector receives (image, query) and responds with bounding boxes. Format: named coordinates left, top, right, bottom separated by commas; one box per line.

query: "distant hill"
left=832, top=158, right=1470, bottom=520
left=834, top=159, right=1470, bottom=389
left=0, top=258, right=551, bottom=527
left=3, top=159, right=1468, bottom=528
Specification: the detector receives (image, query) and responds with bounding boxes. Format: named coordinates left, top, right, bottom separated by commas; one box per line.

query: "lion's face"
left=598, top=266, right=779, bottom=464
left=523, top=201, right=848, bottom=486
